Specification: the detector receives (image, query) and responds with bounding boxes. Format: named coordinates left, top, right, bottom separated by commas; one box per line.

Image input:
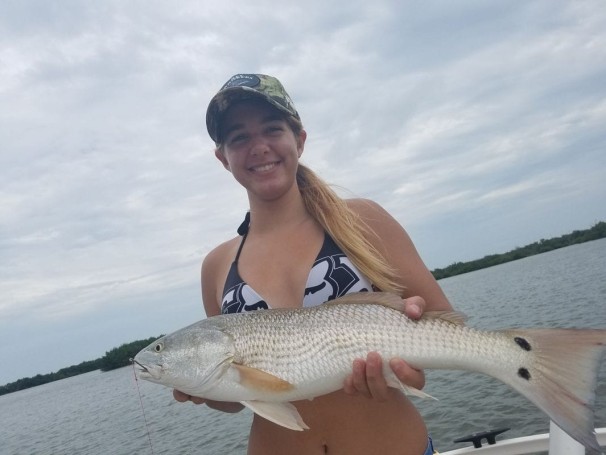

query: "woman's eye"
left=229, top=134, right=247, bottom=144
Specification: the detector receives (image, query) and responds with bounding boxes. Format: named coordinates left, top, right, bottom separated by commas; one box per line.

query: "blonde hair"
left=217, top=107, right=403, bottom=295
left=296, top=163, right=403, bottom=295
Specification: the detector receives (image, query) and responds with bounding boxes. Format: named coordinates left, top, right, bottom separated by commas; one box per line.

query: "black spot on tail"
left=514, top=337, right=532, bottom=351
left=518, top=367, right=531, bottom=380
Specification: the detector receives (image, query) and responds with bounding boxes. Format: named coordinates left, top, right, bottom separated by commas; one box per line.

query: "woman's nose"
left=249, top=136, right=269, bottom=155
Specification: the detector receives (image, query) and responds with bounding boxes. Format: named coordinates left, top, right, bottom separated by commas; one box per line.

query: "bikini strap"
left=234, top=212, right=250, bottom=263
left=237, top=211, right=250, bottom=236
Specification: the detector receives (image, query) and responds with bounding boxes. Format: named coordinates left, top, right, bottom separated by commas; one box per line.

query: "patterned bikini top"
left=221, top=213, right=373, bottom=314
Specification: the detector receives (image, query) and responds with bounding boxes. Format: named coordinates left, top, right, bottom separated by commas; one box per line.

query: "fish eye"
left=154, top=342, right=164, bottom=352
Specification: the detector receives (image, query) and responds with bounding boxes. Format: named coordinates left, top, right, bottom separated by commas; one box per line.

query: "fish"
left=133, top=292, right=606, bottom=454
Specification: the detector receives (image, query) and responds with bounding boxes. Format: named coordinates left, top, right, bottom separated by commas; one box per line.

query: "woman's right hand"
left=173, top=389, right=245, bottom=413
left=173, top=389, right=206, bottom=405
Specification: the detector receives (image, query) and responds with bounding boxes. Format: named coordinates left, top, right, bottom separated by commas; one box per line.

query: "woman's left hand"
left=343, top=296, right=427, bottom=400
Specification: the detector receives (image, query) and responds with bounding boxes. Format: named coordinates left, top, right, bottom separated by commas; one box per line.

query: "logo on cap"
left=222, top=74, right=261, bottom=89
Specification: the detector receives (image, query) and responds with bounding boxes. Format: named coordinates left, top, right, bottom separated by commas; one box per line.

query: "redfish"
left=134, top=292, right=606, bottom=454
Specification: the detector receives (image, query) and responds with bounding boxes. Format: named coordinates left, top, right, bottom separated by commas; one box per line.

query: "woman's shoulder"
left=345, top=198, right=381, bottom=211
left=345, top=198, right=395, bottom=225
left=201, top=236, right=241, bottom=317
left=344, top=197, right=410, bottom=250
left=202, top=237, right=242, bottom=293
left=203, top=236, right=240, bottom=271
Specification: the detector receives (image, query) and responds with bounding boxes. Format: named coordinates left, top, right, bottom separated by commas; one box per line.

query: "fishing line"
left=131, top=359, right=155, bottom=455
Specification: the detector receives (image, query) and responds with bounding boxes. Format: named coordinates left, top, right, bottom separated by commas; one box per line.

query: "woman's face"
left=216, top=100, right=306, bottom=201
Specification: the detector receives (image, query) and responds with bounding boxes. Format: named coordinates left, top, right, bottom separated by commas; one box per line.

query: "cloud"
left=1, top=0, right=605, bottom=383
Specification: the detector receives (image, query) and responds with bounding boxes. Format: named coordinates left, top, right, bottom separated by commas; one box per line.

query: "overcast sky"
left=1, top=0, right=605, bottom=385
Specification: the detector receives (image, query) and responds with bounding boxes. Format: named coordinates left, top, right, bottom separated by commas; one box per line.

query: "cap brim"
left=206, top=87, right=296, bottom=144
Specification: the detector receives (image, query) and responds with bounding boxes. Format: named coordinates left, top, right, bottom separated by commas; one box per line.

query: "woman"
left=174, top=74, right=452, bottom=455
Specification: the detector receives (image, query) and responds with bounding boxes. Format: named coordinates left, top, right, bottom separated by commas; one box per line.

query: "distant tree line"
left=0, top=336, right=160, bottom=396
left=432, top=221, right=606, bottom=280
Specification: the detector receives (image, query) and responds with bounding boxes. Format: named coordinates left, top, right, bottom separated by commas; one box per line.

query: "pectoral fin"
left=241, top=400, right=310, bottom=431
left=233, top=364, right=295, bottom=392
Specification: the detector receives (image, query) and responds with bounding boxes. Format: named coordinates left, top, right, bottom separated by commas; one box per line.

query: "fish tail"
left=499, top=328, right=606, bottom=454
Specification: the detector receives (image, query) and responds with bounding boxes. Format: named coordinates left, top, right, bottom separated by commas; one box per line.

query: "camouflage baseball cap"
left=206, top=74, right=300, bottom=143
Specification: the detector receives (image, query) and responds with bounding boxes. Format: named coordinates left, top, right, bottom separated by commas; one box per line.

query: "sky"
left=1, top=0, right=605, bottom=385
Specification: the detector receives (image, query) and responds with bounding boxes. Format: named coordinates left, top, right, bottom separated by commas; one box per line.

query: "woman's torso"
left=212, top=215, right=429, bottom=455
left=248, top=390, right=428, bottom=455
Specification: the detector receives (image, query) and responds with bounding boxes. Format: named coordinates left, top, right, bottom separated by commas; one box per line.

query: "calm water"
left=1, top=239, right=605, bottom=454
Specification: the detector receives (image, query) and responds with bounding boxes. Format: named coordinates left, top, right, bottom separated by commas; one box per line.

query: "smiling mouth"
left=250, top=162, right=279, bottom=173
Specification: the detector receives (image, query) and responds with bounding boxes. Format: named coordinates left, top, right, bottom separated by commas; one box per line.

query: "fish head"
left=133, top=321, right=235, bottom=396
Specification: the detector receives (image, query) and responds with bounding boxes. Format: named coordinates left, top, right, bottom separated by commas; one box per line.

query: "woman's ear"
left=297, top=130, right=307, bottom=158
left=215, top=149, right=231, bottom=171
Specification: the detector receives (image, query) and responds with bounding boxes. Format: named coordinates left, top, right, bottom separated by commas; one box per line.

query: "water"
left=1, top=239, right=605, bottom=454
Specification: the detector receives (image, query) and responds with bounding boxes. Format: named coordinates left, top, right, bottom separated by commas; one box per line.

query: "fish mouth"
left=131, top=358, right=160, bottom=379
left=131, top=359, right=148, bottom=374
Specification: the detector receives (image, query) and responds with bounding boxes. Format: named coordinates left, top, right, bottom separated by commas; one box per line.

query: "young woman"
left=174, top=74, right=452, bottom=455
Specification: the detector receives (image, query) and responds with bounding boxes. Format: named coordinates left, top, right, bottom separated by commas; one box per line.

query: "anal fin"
left=241, top=400, right=310, bottom=431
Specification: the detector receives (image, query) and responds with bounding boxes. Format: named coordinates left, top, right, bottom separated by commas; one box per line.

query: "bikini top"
left=221, top=212, right=373, bottom=314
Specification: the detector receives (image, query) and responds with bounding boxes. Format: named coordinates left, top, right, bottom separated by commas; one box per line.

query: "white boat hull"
left=440, top=424, right=606, bottom=455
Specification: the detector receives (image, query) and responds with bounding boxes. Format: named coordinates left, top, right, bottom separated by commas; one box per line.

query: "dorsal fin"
left=325, top=292, right=405, bottom=311
left=327, top=292, right=467, bottom=326
left=423, top=311, right=468, bottom=326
